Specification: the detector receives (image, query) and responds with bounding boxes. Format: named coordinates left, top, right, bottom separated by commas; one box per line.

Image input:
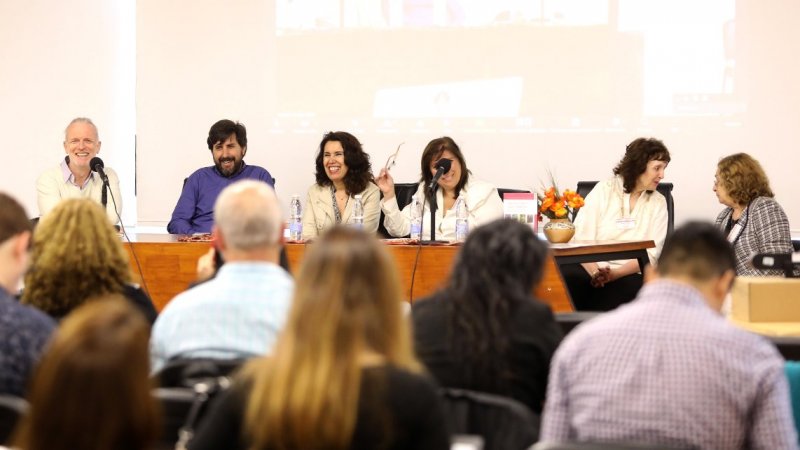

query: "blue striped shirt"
left=150, top=262, right=293, bottom=372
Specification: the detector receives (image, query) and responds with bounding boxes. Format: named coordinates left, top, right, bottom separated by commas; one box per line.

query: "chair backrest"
left=0, top=395, right=28, bottom=445
left=377, top=182, right=419, bottom=238
left=574, top=181, right=674, bottom=234
left=439, top=388, right=539, bottom=450
left=153, top=358, right=245, bottom=388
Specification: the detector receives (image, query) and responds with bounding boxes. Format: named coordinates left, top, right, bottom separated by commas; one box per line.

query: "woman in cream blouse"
left=301, top=131, right=380, bottom=240
left=375, top=136, right=503, bottom=241
left=565, top=137, right=671, bottom=311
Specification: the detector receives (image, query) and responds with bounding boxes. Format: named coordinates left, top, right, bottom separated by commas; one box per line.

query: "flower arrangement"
left=538, top=186, right=585, bottom=220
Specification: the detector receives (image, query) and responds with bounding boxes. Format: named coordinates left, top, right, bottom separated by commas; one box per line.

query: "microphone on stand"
left=90, top=157, right=110, bottom=185
left=428, top=158, right=452, bottom=192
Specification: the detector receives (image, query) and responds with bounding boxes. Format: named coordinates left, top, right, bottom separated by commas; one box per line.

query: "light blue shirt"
left=150, top=261, right=294, bottom=373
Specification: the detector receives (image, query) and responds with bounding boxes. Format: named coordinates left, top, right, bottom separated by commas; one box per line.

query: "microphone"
left=752, top=252, right=800, bottom=278
left=90, top=157, right=109, bottom=185
left=428, top=158, right=452, bottom=191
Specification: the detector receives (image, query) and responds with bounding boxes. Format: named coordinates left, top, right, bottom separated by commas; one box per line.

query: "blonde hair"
left=717, top=153, right=774, bottom=205
left=13, top=297, right=160, bottom=450
left=22, top=199, right=131, bottom=318
left=244, top=227, right=420, bottom=449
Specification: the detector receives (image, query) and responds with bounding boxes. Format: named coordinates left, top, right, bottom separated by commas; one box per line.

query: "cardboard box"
left=732, top=277, right=800, bottom=323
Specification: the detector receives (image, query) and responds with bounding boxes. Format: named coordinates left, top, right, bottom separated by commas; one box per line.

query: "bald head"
left=214, top=180, right=283, bottom=253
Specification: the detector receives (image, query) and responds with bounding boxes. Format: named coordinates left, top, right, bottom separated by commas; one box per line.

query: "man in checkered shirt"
left=540, top=221, right=798, bottom=449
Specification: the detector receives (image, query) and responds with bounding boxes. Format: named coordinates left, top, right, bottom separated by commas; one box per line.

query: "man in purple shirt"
left=541, top=222, right=798, bottom=449
left=167, top=119, right=275, bottom=234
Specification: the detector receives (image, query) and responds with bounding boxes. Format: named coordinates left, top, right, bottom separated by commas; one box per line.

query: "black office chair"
left=377, top=182, right=419, bottom=238
left=153, top=357, right=246, bottom=388
left=0, top=395, right=27, bottom=445
left=439, top=388, right=539, bottom=450
left=574, top=181, right=674, bottom=234
left=153, top=376, right=231, bottom=450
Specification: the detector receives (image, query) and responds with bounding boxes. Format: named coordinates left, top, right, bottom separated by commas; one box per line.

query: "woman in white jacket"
left=376, top=136, right=503, bottom=241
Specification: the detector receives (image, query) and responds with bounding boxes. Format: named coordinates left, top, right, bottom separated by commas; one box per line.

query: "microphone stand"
left=428, top=184, right=438, bottom=242
left=101, top=179, right=108, bottom=210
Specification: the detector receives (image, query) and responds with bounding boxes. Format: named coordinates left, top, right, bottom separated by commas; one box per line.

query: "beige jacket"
left=301, top=182, right=381, bottom=239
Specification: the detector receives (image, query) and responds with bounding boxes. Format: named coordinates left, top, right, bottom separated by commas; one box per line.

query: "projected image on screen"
left=271, top=0, right=740, bottom=133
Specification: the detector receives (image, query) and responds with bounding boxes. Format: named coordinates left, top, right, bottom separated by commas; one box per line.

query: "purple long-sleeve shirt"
left=167, top=162, right=275, bottom=234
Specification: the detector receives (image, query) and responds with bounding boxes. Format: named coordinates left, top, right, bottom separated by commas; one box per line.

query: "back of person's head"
left=244, top=227, right=419, bottom=449
left=13, top=297, right=160, bottom=450
left=213, top=180, right=283, bottom=252
left=716, top=152, right=774, bottom=204
left=613, top=137, right=671, bottom=193
left=657, top=221, right=736, bottom=282
left=446, top=219, right=549, bottom=388
left=314, top=131, right=374, bottom=194
left=0, top=192, right=32, bottom=245
left=21, top=199, right=131, bottom=318
left=206, top=119, right=246, bottom=150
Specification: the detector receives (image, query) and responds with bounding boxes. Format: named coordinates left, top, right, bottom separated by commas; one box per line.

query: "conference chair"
left=377, top=182, right=420, bottom=238
left=0, top=395, right=27, bottom=445
left=574, top=181, right=674, bottom=234
left=153, top=374, right=231, bottom=450
left=153, top=357, right=245, bottom=388
left=438, top=388, right=539, bottom=450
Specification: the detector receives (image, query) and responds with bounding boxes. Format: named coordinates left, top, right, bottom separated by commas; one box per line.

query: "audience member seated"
left=0, top=193, right=55, bottom=397
left=188, top=227, right=449, bottom=450
left=301, top=131, right=380, bottom=239
left=376, top=136, right=503, bottom=241
left=412, top=219, right=563, bottom=415
left=12, top=298, right=160, bottom=450
left=168, top=119, right=276, bottom=235
left=540, top=222, right=798, bottom=449
left=21, top=198, right=157, bottom=323
left=562, top=137, right=671, bottom=311
left=151, top=180, right=293, bottom=372
left=36, top=117, right=122, bottom=224
left=713, top=152, right=792, bottom=276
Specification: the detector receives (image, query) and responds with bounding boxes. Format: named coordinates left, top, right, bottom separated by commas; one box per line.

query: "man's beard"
left=216, top=157, right=242, bottom=177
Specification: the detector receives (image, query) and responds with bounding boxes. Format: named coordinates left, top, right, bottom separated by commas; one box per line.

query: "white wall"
left=4, top=0, right=800, bottom=233
left=0, top=0, right=136, bottom=224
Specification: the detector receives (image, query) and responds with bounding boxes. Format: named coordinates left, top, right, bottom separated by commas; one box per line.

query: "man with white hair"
left=150, top=180, right=293, bottom=372
left=36, top=117, right=122, bottom=223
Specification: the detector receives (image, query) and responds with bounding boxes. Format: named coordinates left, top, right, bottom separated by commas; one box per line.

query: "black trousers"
left=559, top=263, right=643, bottom=312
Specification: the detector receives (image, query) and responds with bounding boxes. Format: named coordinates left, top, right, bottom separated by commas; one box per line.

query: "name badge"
left=616, top=218, right=636, bottom=230
left=727, top=223, right=743, bottom=243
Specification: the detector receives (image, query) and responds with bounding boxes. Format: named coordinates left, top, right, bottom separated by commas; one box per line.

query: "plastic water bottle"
left=289, top=194, right=303, bottom=240
left=409, top=195, right=422, bottom=241
left=455, top=197, right=468, bottom=242
left=352, top=194, right=364, bottom=230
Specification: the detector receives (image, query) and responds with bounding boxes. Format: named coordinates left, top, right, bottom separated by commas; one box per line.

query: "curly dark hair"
left=419, top=136, right=470, bottom=201
left=443, top=219, right=548, bottom=392
left=716, top=153, right=774, bottom=205
left=613, top=137, right=671, bottom=193
left=314, top=131, right=374, bottom=195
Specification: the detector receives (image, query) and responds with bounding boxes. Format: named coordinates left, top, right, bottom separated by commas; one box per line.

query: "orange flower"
left=538, top=182, right=584, bottom=220
left=540, top=196, right=554, bottom=212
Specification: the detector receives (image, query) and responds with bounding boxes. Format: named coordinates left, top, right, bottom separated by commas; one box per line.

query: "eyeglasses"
left=384, top=142, right=403, bottom=171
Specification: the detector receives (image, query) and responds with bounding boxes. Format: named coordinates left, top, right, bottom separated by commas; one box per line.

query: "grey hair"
left=214, top=180, right=283, bottom=251
left=64, top=117, right=100, bottom=141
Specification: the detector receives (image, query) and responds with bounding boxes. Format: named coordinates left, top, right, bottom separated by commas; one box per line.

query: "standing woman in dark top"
left=412, top=219, right=563, bottom=415
left=21, top=198, right=157, bottom=323
left=189, top=227, right=449, bottom=450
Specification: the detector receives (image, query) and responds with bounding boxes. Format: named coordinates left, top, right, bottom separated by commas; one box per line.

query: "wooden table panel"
left=124, top=236, right=576, bottom=313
